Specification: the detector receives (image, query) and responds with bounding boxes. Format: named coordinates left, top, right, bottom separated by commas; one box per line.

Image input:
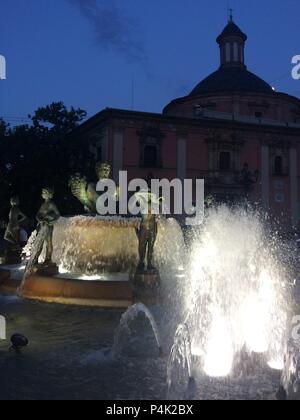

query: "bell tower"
left=217, top=13, right=247, bottom=69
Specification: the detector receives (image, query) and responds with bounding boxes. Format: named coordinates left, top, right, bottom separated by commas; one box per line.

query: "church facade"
left=75, top=18, right=300, bottom=227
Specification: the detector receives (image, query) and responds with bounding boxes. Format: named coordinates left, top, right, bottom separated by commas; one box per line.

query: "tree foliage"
left=0, top=102, right=93, bottom=221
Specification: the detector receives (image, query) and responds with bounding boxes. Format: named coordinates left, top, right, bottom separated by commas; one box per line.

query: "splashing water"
left=112, top=303, right=162, bottom=357
left=203, top=311, right=234, bottom=377
left=21, top=225, right=48, bottom=283
left=167, top=324, right=193, bottom=388
left=183, top=205, right=289, bottom=378
left=281, top=340, right=300, bottom=397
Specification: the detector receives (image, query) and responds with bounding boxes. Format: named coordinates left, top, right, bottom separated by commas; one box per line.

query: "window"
left=143, top=145, right=158, bottom=168
left=138, top=127, right=164, bottom=168
left=274, top=156, right=283, bottom=176
left=219, top=152, right=231, bottom=172
left=233, top=43, right=239, bottom=62
left=240, top=45, right=244, bottom=63
left=226, top=43, right=231, bottom=62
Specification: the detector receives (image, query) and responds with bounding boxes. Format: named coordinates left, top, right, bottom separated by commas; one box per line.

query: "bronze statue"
left=134, top=191, right=159, bottom=273
left=69, top=162, right=113, bottom=213
left=4, top=196, right=27, bottom=247
left=30, top=188, right=60, bottom=267
left=137, top=212, right=158, bottom=273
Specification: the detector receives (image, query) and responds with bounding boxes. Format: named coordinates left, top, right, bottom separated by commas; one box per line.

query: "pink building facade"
left=76, top=18, right=300, bottom=227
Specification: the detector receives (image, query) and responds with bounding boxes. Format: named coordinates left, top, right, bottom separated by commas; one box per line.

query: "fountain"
left=15, top=215, right=184, bottom=307
left=1, top=196, right=299, bottom=399
left=0, top=163, right=299, bottom=399
left=185, top=206, right=289, bottom=373
left=0, top=162, right=183, bottom=306
left=165, top=205, right=299, bottom=399
left=167, top=324, right=195, bottom=399
left=112, top=303, right=162, bottom=358
left=53, top=216, right=140, bottom=274
left=280, top=339, right=300, bottom=399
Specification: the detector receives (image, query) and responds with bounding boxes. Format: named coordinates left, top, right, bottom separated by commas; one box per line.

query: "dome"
left=216, top=21, right=247, bottom=43
left=189, top=66, right=273, bottom=96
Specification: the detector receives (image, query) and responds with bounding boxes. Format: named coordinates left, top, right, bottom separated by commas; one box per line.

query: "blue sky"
left=1, top=0, right=300, bottom=125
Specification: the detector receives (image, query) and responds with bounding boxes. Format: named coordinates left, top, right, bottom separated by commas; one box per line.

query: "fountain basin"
left=0, top=268, right=10, bottom=284
left=0, top=269, right=20, bottom=294
left=19, top=274, right=134, bottom=308
left=1, top=266, right=161, bottom=308
left=16, top=215, right=184, bottom=307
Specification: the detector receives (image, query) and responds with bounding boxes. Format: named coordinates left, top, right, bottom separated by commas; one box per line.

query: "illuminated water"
left=1, top=205, right=300, bottom=399
left=182, top=206, right=290, bottom=379
left=0, top=295, right=285, bottom=400
left=167, top=324, right=194, bottom=397
left=166, top=205, right=300, bottom=399
left=112, top=303, right=162, bottom=357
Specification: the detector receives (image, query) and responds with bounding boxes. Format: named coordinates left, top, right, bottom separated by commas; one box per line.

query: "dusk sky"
left=1, top=0, right=300, bottom=126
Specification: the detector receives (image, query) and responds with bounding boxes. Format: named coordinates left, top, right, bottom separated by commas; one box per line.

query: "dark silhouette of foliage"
left=0, top=103, right=92, bottom=224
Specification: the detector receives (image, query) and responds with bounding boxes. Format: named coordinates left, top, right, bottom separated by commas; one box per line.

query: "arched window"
left=274, top=156, right=283, bottom=176
left=219, top=151, right=231, bottom=172
left=143, top=145, right=158, bottom=168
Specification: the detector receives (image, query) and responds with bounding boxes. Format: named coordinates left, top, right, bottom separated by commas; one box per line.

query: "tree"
left=30, top=102, right=87, bottom=135
left=0, top=119, right=12, bottom=221
left=0, top=119, right=9, bottom=137
left=0, top=102, right=91, bottom=221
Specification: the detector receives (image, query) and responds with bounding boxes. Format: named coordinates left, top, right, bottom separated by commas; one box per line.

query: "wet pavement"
left=0, top=294, right=294, bottom=400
